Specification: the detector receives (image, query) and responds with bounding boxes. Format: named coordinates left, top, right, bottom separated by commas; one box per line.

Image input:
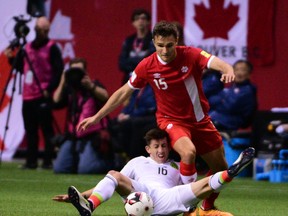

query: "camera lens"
left=65, top=68, right=85, bottom=88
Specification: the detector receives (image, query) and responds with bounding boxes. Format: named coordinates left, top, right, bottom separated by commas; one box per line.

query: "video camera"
left=65, top=67, right=86, bottom=89
left=13, top=15, right=31, bottom=38
left=9, top=15, right=32, bottom=49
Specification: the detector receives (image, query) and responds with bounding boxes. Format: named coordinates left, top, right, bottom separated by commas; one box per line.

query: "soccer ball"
left=124, top=191, right=154, bottom=216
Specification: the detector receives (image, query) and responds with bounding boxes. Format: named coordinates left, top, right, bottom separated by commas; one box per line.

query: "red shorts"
left=158, top=116, right=223, bottom=155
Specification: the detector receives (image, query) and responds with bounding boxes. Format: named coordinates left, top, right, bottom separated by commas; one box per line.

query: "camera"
left=9, top=15, right=32, bottom=49
left=13, top=15, right=31, bottom=38
left=65, top=67, right=85, bottom=89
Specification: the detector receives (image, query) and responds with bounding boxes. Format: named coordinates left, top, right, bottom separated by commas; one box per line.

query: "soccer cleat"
left=183, top=212, right=195, bottom=216
left=182, top=206, right=197, bottom=216
left=68, top=186, right=92, bottom=216
left=188, top=207, right=234, bottom=216
left=227, top=147, right=255, bottom=177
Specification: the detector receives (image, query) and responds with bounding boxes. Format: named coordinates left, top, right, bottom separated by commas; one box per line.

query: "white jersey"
left=120, top=157, right=197, bottom=215
left=121, top=156, right=182, bottom=189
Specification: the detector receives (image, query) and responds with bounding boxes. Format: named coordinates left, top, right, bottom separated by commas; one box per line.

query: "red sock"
left=201, top=192, right=220, bottom=210
left=180, top=161, right=196, bottom=176
left=205, top=169, right=213, bottom=177
left=88, top=194, right=102, bottom=210
left=221, top=171, right=233, bottom=183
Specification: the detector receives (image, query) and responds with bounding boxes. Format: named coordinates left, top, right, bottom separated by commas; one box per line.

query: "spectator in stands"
left=109, top=84, right=157, bottom=160
left=202, top=69, right=224, bottom=103
left=53, top=58, right=112, bottom=174
left=209, top=59, right=257, bottom=130
left=118, top=8, right=155, bottom=84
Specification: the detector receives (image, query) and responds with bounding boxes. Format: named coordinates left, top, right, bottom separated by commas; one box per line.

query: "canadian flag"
left=152, top=0, right=275, bottom=66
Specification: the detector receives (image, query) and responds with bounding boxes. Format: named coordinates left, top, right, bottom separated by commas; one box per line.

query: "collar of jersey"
left=147, top=156, right=170, bottom=165
left=157, top=54, right=168, bottom=65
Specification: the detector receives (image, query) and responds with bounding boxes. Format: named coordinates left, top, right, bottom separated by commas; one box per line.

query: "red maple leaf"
left=194, top=0, right=239, bottom=40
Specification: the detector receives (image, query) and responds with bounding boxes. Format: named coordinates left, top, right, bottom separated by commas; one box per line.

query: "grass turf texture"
left=0, top=162, right=287, bottom=216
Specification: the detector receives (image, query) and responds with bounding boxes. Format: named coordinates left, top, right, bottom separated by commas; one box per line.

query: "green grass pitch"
left=0, top=162, right=287, bottom=216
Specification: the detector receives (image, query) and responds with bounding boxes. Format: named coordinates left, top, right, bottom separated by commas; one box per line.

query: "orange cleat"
left=184, top=207, right=234, bottom=216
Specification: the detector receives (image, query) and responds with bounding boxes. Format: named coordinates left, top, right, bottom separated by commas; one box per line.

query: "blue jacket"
left=122, top=84, right=156, bottom=117
left=202, top=70, right=224, bottom=101
left=118, top=32, right=155, bottom=83
left=209, top=80, right=257, bottom=130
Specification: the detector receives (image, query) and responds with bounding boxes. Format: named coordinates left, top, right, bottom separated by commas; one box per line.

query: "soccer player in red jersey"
left=78, top=21, right=235, bottom=216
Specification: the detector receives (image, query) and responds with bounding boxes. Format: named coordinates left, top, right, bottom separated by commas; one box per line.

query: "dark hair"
left=69, top=57, right=87, bottom=70
left=152, top=21, right=178, bottom=39
left=233, top=59, right=253, bottom=73
left=171, top=21, right=184, bottom=45
left=131, top=8, right=151, bottom=22
left=144, top=128, right=170, bottom=146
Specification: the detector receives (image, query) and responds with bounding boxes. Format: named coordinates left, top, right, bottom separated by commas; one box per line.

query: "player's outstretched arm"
left=209, top=56, right=235, bottom=83
left=52, top=194, right=70, bottom=203
left=52, top=188, right=94, bottom=203
left=77, top=83, right=134, bottom=131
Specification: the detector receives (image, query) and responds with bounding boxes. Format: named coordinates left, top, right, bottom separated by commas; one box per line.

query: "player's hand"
left=52, top=194, right=70, bottom=203
left=77, top=116, right=97, bottom=131
left=220, top=72, right=235, bottom=83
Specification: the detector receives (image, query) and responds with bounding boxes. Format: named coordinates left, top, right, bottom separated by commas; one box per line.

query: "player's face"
left=153, top=35, right=178, bottom=63
left=145, top=138, right=170, bottom=164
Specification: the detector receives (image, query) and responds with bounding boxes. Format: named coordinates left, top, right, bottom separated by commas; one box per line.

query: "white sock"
left=181, top=172, right=198, bottom=184
left=208, top=172, right=226, bottom=192
left=91, top=174, right=118, bottom=201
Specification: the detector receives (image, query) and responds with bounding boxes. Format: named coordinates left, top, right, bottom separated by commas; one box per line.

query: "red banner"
left=154, top=0, right=275, bottom=66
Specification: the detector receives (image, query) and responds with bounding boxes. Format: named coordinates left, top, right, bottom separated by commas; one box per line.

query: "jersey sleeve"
left=188, top=47, right=213, bottom=72
left=120, top=156, right=144, bottom=178
left=128, top=58, right=148, bottom=89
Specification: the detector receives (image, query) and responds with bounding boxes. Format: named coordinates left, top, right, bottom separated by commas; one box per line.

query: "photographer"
left=53, top=58, right=112, bottom=174
left=5, top=16, right=64, bottom=169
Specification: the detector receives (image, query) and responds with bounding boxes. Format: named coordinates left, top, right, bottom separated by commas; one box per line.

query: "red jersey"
left=128, top=46, right=214, bottom=124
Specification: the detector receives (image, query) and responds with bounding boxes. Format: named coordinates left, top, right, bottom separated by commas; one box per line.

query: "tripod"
left=0, top=38, right=26, bottom=164
left=0, top=36, right=49, bottom=165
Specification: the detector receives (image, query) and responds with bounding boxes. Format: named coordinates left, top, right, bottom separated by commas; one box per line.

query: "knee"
left=108, top=170, right=121, bottom=181
left=179, top=147, right=197, bottom=162
left=174, top=137, right=197, bottom=162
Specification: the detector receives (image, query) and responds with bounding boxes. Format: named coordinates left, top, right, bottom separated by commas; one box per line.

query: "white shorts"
left=131, top=180, right=198, bottom=215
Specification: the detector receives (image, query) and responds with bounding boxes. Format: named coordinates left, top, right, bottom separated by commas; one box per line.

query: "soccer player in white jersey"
left=77, top=21, right=235, bottom=215
left=53, top=128, right=255, bottom=216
